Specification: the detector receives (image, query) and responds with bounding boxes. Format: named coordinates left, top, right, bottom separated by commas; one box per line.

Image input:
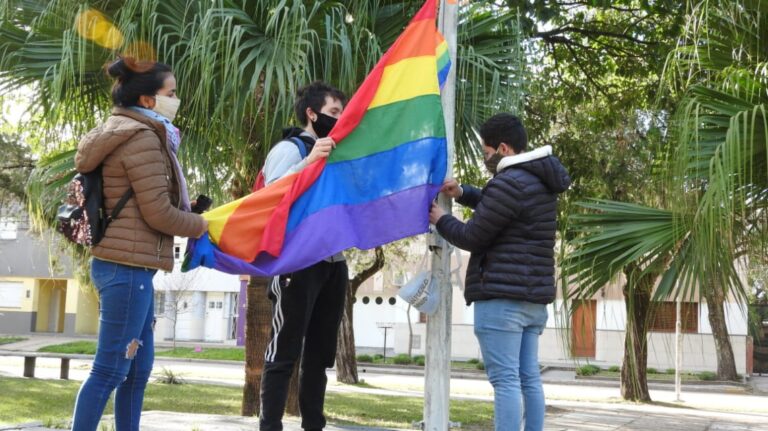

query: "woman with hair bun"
left=70, top=57, right=207, bottom=431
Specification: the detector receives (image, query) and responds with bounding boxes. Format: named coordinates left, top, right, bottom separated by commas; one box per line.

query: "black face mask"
left=312, top=112, right=338, bottom=138
left=484, top=153, right=504, bottom=176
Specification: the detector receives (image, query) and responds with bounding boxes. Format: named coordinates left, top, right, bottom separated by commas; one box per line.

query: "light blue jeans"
left=474, top=298, right=548, bottom=431
left=71, top=258, right=156, bottom=431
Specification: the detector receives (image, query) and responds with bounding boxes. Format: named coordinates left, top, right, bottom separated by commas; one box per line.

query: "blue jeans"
left=71, top=258, right=156, bottom=431
left=474, top=299, right=548, bottom=431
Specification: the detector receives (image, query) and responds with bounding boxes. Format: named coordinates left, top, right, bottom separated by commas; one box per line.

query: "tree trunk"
left=335, top=286, right=359, bottom=384
left=703, top=279, right=739, bottom=381
left=285, top=362, right=301, bottom=415
left=242, top=276, right=273, bottom=416
left=335, top=247, right=385, bottom=384
left=620, top=265, right=654, bottom=402
left=406, top=304, right=413, bottom=358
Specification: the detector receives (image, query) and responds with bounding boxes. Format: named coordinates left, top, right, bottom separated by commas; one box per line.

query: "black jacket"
left=435, top=148, right=571, bottom=304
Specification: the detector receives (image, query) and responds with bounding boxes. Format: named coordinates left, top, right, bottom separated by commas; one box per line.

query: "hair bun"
left=107, top=58, right=132, bottom=80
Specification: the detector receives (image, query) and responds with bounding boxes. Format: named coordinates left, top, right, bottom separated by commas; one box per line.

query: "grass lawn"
left=39, top=343, right=485, bottom=372
left=155, top=347, right=245, bottom=361
left=38, top=341, right=97, bottom=355
left=0, top=337, right=26, bottom=346
left=0, top=377, right=493, bottom=428
left=594, top=371, right=708, bottom=382
left=38, top=342, right=247, bottom=361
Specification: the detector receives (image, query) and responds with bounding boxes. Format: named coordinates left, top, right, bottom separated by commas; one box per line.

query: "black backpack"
left=56, top=167, right=133, bottom=247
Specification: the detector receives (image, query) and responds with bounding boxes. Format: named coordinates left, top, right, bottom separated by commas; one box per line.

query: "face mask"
left=153, top=95, right=181, bottom=121
left=484, top=152, right=504, bottom=176
left=311, top=112, right=338, bottom=138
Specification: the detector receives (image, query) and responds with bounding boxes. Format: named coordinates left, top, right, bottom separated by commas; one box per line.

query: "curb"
left=561, top=376, right=753, bottom=394
left=574, top=374, right=750, bottom=387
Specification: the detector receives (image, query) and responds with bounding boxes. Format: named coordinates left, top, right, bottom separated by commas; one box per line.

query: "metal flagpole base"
left=412, top=420, right=462, bottom=430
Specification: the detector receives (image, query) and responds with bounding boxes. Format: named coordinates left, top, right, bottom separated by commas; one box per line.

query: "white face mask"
left=153, top=95, right=181, bottom=121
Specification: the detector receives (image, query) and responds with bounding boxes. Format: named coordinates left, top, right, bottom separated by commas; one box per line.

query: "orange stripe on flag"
left=385, top=20, right=440, bottom=67
left=217, top=173, right=299, bottom=260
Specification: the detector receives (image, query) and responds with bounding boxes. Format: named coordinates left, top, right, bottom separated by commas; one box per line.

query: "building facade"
left=0, top=211, right=98, bottom=336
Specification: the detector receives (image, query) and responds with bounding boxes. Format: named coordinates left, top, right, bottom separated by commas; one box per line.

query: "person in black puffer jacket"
left=429, top=113, right=570, bottom=431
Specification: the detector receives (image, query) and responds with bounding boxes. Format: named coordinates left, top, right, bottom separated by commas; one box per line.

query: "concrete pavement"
left=2, top=404, right=768, bottom=431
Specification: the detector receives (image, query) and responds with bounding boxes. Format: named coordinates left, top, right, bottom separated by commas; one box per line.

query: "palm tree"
left=1, top=0, right=526, bottom=415
left=563, top=0, right=768, bottom=399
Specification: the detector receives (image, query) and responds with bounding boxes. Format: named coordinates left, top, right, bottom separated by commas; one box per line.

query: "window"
left=388, top=297, right=396, bottom=305
left=0, top=218, right=17, bottom=240
left=373, top=273, right=384, bottom=292
left=375, top=297, right=383, bottom=305
left=209, top=301, right=216, bottom=309
left=649, top=302, right=698, bottom=333
left=0, top=282, right=24, bottom=308
left=362, top=296, right=370, bottom=304
left=419, top=312, right=427, bottom=323
left=174, top=246, right=181, bottom=260
left=216, top=301, right=223, bottom=309
left=392, top=271, right=407, bottom=287
left=411, top=335, right=421, bottom=350
left=154, top=292, right=166, bottom=315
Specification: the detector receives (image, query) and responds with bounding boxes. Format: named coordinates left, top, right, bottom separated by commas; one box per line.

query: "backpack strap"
left=108, top=188, right=134, bottom=223
left=287, top=136, right=309, bottom=159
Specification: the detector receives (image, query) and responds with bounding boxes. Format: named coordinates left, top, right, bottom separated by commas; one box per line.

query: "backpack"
left=56, top=167, right=133, bottom=247
left=252, top=136, right=309, bottom=192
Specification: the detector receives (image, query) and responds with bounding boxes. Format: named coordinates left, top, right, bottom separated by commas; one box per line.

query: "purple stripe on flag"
left=210, top=184, right=441, bottom=276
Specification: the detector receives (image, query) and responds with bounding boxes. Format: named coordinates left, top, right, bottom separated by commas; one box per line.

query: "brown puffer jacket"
left=75, top=107, right=206, bottom=272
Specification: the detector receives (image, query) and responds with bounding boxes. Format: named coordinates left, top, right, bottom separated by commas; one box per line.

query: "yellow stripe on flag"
left=437, top=40, right=448, bottom=58
left=368, top=56, right=439, bottom=109
left=203, top=197, right=246, bottom=243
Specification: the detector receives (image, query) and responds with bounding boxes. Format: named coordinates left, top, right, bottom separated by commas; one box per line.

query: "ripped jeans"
left=71, top=258, right=157, bottom=431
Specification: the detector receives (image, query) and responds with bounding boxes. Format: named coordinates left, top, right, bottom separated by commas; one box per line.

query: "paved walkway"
left=3, top=403, right=768, bottom=431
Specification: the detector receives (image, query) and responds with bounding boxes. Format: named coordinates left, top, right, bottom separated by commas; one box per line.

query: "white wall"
left=375, top=294, right=751, bottom=374
left=152, top=237, right=241, bottom=343
left=699, top=302, right=749, bottom=335
left=392, top=322, right=483, bottom=360
left=354, top=284, right=469, bottom=349
left=352, top=295, right=415, bottom=349
left=588, top=330, right=749, bottom=374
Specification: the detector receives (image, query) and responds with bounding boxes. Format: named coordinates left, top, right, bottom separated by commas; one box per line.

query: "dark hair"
left=294, top=81, right=347, bottom=125
left=479, top=113, right=528, bottom=153
left=106, top=57, right=173, bottom=107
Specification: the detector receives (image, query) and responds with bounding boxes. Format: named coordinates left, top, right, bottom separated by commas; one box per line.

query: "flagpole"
left=425, top=1, right=458, bottom=430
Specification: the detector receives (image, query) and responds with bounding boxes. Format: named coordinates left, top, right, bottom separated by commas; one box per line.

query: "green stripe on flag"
left=329, top=94, right=446, bottom=163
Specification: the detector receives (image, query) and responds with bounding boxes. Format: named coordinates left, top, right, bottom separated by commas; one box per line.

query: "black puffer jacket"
left=435, top=147, right=571, bottom=305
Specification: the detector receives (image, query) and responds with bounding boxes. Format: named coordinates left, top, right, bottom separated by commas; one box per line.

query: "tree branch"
left=535, top=26, right=657, bottom=46
left=1, top=163, right=35, bottom=170
left=349, top=247, right=385, bottom=294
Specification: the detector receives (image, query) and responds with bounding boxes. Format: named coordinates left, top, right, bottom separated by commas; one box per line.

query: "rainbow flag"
left=185, top=0, right=449, bottom=276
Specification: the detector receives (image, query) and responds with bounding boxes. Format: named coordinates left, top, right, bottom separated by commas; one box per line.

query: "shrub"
left=666, top=368, right=676, bottom=375
left=476, top=362, right=485, bottom=371
left=413, top=355, right=425, bottom=366
left=607, top=365, right=620, bottom=373
left=467, top=358, right=480, bottom=364
left=156, top=367, right=185, bottom=385
left=373, top=354, right=384, bottom=360
left=576, top=364, right=601, bottom=376
left=647, top=368, right=658, bottom=375
left=392, top=354, right=413, bottom=365
left=356, top=354, right=373, bottom=363
left=698, top=371, right=717, bottom=381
